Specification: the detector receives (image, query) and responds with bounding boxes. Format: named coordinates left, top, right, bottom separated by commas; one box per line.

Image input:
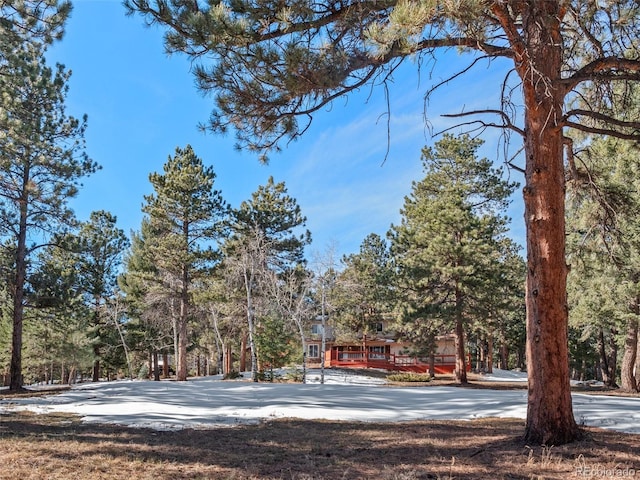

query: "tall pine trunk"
left=499, top=332, right=509, bottom=370
left=598, top=327, right=618, bottom=388
left=176, top=230, right=190, bottom=381
left=92, top=355, right=100, bottom=382
left=636, top=333, right=640, bottom=391
left=620, top=316, right=638, bottom=392
left=454, top=286, right=467, bottom=384
left=9, top=164, right=30, bottom=391
left=487, top=333, right=494, bottom=374
left=177, top=317, right=188, bottom=381
left=92, top=298, right=101, bottom=382
left=177, top=278, right=189, bottom=381
left=153, top=351, right=160, bottom=381
left=163, top=351, right=169, bottom=378
left=170, top=299, right=179, bottom=375
left=516, top=3, right=578, bottom=444
left=225, top=344, right=233, bottom=374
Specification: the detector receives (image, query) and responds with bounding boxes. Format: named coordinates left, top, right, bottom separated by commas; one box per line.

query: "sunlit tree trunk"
left=620, top=315, right=638, bottom=392
left=636, top=334, right=640, bottom=391
left=171, top=300, right=179, bottom=376
left=163, top=352, right=169, bottom=378
left=517, top=3, right=578, bottom=445
left=225, top=344, right=233, bottom=374
left=177, top=263, right=189, bottom=381
left=454, top=286, right=467, bottom=384
left=92, top=295, right=102, bottom=382
left=67, top=366, right=76, bottom=385
left=10, top=168, right=28, bottom=391
left=499, top=332, right=509, bottom=370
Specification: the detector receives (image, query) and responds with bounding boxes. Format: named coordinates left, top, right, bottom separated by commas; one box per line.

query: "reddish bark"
left=454, top=300, right=468, bottom=384
left=9, top=164, right=29, bottom=392
left=620, top=317, right=638, bottom=392
left=487, top=334, right=494, bottom=374
left=503, top=3, right=579, bottom=444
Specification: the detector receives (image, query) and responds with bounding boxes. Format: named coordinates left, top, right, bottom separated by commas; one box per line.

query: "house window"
left=375, top=322, right=384, bottom=333
left=311, top=324, right=324, bottom=335
left=308, top=344, right=319, bottom=358
left=368, top=345, right=386, bottom=359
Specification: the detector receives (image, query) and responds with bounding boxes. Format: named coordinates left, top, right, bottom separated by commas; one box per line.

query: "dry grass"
left=1, top=409, right=639, bottom=480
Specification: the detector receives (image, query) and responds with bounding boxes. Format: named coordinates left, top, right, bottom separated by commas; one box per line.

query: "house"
left=305, top=318, right=469, bottom=374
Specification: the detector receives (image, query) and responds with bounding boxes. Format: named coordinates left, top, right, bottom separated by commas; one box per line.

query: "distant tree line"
left=2, top=86, right=638, bottom=394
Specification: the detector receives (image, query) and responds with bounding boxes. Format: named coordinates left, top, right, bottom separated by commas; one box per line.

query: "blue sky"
left=47, top=0, right=525, bottom=260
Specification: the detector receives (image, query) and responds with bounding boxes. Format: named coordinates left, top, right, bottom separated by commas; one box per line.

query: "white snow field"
left=1, top=369, right=639, bottom=434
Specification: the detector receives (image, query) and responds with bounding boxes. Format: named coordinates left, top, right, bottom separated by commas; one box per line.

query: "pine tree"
left=126, top=0, right=640, bottom=443
left=234, top=176, right=311, bottom=268
left=0, top=21, right=96, bottom=390
left=255, top=313, right=296, bottom=380
left=390, top=134, right=516, bottom=384
left=567, top=135, right=640, bottom=392
left=76, top=211, right=129, bottom=382
left=334, top=234, right=394, bottom=337
left=0, top=1, right=70, bottom=49
left=142, top=145, right=228, bottom=381
left=224, top=177, right=310, bottom=380
left=119, top=218, right=174, bottom=380
left=23, top=238, right=90, bottom=385
left=482, top=240, right=526, bottom=373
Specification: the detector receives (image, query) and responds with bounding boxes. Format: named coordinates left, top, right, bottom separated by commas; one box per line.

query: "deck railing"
left=328, top=350, right=466, bottom=373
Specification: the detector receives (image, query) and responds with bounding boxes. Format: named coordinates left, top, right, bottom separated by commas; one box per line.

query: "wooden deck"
left=328, top=350, right=469, bottom=374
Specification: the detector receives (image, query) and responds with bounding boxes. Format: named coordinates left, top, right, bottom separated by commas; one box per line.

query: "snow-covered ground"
left=1, top=369, right=638, bottom=434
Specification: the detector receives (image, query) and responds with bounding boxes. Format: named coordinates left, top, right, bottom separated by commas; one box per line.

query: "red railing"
left=328, top=350, right=470, bottom=374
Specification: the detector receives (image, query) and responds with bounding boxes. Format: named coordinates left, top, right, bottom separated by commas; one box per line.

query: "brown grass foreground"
left=1, top=409, right=639, bottom=480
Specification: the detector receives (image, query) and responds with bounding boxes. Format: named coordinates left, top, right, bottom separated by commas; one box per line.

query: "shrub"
left=387, top=372, right=432, bottom=383
left=137, top=364, right=149, bottom=380
left=256, top=370, right=283, bottom=382
left=284, top=369, right=304, bottom=383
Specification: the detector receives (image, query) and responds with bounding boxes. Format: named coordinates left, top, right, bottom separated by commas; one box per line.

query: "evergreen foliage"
left=255, top=314, right=297, bottom=379
left=0, top=10, right=96, bottom=389
left=119, top=218, right=175, bottom=380
left=233, top=176, right=311, bottom=268
left=141, top=145, right=228, bottom=381
left=480, top=241, right=526, bottom=372
left=76, top=211, right=130, bottom=381
left=223, top=177, right=310, bottom=381
left=567, top=135, right=640, bottom=391
left=0, top=0, right=70, bottom=48
left=334, top=233, right=394, bottom=336
left=389, top=134, right=517, bottom=384
left=1, top=1, right=637, bottom=446
left=22, top=239, right=90, bottom=384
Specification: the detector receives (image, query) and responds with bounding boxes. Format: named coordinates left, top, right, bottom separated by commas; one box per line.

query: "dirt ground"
left=1, top=408, right=639, bottom=480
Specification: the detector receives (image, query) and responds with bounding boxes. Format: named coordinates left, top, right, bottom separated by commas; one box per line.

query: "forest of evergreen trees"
left=3, top=0, right=640, bottom=445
